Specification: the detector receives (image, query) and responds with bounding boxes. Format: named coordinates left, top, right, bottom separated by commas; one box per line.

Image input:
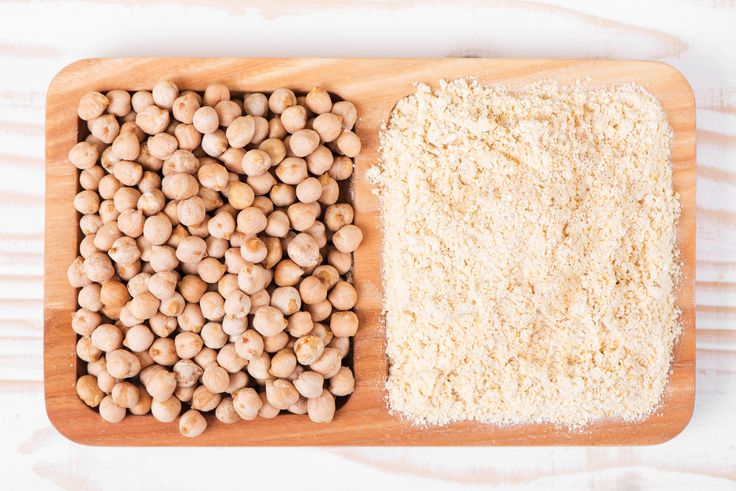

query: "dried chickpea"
left=117, top=209, right=144, bottom=237
left=82, top=252, right=115, bottom=283
left=160, top=292, right=186, bottom=317
left=112, top=132, right=140, bottom=161
left=176, top=235, right=207, bottom=264
left=215, top=397, right=241, bottom=423
left=265, top=379, right=299, bottom=410
left=174, top=123, right=202, bottom=150
left=152, top=80, right=179, bottom=109
left=197, top=161, right=228, bottom=191
left=78, top=283, right=103, bottom=312
left=280, top=105, right=307, bottom=133
left=172, top=92, right=200, bottom=124
left=147, top=133, right=178, bottom=160
left=129, top=389, right=152, bottom=415
left=100, top=280, right=130, bottom=308
left=173, top=359, right=203, bottom=387
left=307, top=389, right=335, bottom=423
left=203, top=83, right=230, bottom=107
left=175, top=331, right=204, bottom=359
left=74, top=190, right=100, bottom=215
left=327, top=248, right=352, bottom=275
left=151, top=396, right=181, bottom=423
left=313, top=112, right=342, bottom=142
left=269, top=348, right=297, bottom=378
left=112, top=381, right=140, bottom=408
left=216, top=343, right=246, bottom=373
left=106, top=349, right=142, bottom=379
left=234, top=329, right=264, bottom=361
left=299, top=275, right=328, bottom=305
left=305, top=87, right=332, bottom=114
left=207, top=211, right=236, bottom=239
left=243, top=93, right=268, bottom=117
left=294, top=335, right=325, bottom=365
left=317, top=174, right=340, bottom=206
left=332, top=100, right=357, bottom=130
left=179, top=409, right=207, bottom=438
left=329, top=366, right=355, bottom=397
left=136, top=105, right=170, bottom=135
left=232, top=387, right=262, bottom=420
left=78, top=91, right=109, bottom=121
left=80, top=166, right=105, bottom=191
left=72, top=308, right=101, bottom=336
left=77, top=375, right=105, bottom=407
left=99, top=395, right=126, bottom=423
left=201, top=321, right=228, bottom=349
left=179, top=274, right=208, bottom=303
left=214, top=100, right=241, bottom=127
left=124, top=324, right=154, bottom=352
left=268, top=88, right=296, bottom=114
left=202, top=365, right=230, bottom=394
left=236, top=206, right=267, bottom=235
left=68, top=141, right=100, bottom=170
left=192, top=106, right=219, bottom=134
left=289, top=129, right=320, bottom=157
left=201, top=129, right=228, bottom=157
left=274, top=259, right=304, bottom=287
left=146, top=369, right=177, bottom=401
left=178, top=303, right=205, bottom=333
left=252, top=306, right=287, bottom=337
left=80, top=215, right=103, bottom=236
left=67, top=257, right=91, bottom=288
left=109, top=236, right=141, bottom=264
left=306, top=145, right=334, bottom=175
left=149, top=245, right=178, bottom=272
left=294, top=370, right=324, bottom=399
left=251, top=116, right=269, bottom=145
left=287, top=232, right=320, bottom=268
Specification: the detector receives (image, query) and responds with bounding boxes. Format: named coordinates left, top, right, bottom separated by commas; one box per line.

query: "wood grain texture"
left=44, top=57, right=695, bottom=446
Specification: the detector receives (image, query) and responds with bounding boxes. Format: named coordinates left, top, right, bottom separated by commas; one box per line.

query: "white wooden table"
left=1, top=1, right=734, bottom=488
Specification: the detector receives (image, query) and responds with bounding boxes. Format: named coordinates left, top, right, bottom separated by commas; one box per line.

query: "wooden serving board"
left=44, top=58, right=695, bottom=446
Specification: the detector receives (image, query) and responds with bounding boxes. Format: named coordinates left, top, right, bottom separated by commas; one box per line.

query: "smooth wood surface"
left=44, top=57, right=695, bottom=446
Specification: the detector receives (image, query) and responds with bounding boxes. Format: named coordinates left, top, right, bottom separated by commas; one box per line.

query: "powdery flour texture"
left=373, top=80, right=681, bottom=427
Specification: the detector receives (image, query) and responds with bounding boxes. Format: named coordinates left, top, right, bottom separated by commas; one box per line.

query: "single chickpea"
left=172, top=91, right=200, bottom=124
left=268, top=88, right=296, bottom=115
left=196, top=161, right=229, bottom=191
left=174, top=123, right=202, bottom=150
left=292, top=177, right=321, bottom=204
left=305, top=145, right=333, bottom=176
left=76, top=335, right=102, bottom=362
left=106, top=349, right=142, bottom=379
left=143, top=214, right=174, bottom=247
left=273, top=259, right=304, bottom=287
left=176, top=235, right=207, bottom=264
left=222, top=314, right=247, bottom=336
left=177, top=196, right=206, bottom=227
left=174, top=331, right=204, bottom=359
left=238, top=237, right=266, bottom=264
left=327, top=366, right=355, bottom=397
left=145, top=369, right=177, bottom=401
left=310, top=347, right=343, bottom=380
left=263, top=331, right=289, bottom=353
left=273, top=158, right=306, bottom=186
left=68, top=141, right=100, bottom=170
left=136, top=105, right=170, bottom=135
left=111, top=381, right=140, bottom=408
left=177, top=303, right=206, bottom=333
left=117, top=209, right=144, bottom=237
left=294, top=335, right=325, bottom=365
left=199, top=187, right=224, bottom=212
left=128, top=292, right=160, bottom=320
left=312, top=112, right=342, bottom=142
left=147, top=132, right=178, bottom=160
left=67, top=257, right=91, bottom=288
left=202, top=365, right=230, bottom=394
left=263, top=238, right=283, bottom=274
left=270, top=286, right=301, bottom=316
left=327, top=248, right=352, bottom=275
left=78, top=91, right=109, bottom=120
left=267, top=117, right=286, bottom=140
left=304, top=87, right=332, bottom=114
left=286, top=202, right=316, bottom=232
left=262, top=213, right=289, bottom=241
left=98, top=395, right=126, bottom=423
left=333, top=224, right=363, bottom=253
left=147, top=270, right=177, bottom=299
left=216, top=343, right=247, bottom=373
left=332, top=100, right=357, bottom=130
left=243, top=93, right=268, bottom=117
left=100, top=280, right=130, bottom=308
left=111, top=133, right=140, bottom=161
left=265, top=379, right=299, bottom=410
left=125, top=272, right=150, bottom=297
left=100, top=146, right=121, bottom=173
left=215, top=397, right=241, bottom=423
left=324, top=203, right=354, bottom=232
left=237, top=262, right=269, bottom=294
left=225, top=115, right=256, bottom=148
left=305, top=220, right=327, bottom=249
left=233, top=329, right=263, bottom=361
left=123, top=324, right=154, bottom=353
left=152, top=80, right=179, bottom=109
left=232, top=387, right=262, bottom=420
left=147, top=314, right=175, bottom=338
left=199, top=321, right=227, bottom=350
left=76, top=374, right=105, bottom=407
left=97, top=175, right=121, bottom=201
left=128, top=388, right=152, bottom=415
left=307, top=300, right=332, bottom=323
left=136, top=189, right=165, bottom=216
left=99, top=199, right=120, bottom=224
left=245, top=351, right=271, bottom=381
left=294, top=370, right=325, bottom=399
left=108, top=236, right=141, bottom=264
left=251, top=116, right=269, bottom=145
left=102, top=89, right=130, bottom=117
left=252, top=306, right=287, bottom=337
left=206, top=211, right=235, bottom=240
left=317, top=174, right=340, bottom=206
left=151, top=396, right=182, bottom=423
left=71, top=308, right=101, bottom=336
left=280, top=105, right=307, bottom=133
left=173, top=359, right=203, bottom=387
left=112, top=160, right=143, bottom=187
left=328, top=334, right=350, bottom=358
left=80, top=216, right=103, bottom=237
left=299, top=275, right=328, bottom=305
left=130, top=90, right=153, bottom=113
left=335, top=130, right=361, bottom=158
left=307, top=389, right=335, bottom=423
left=203, top=83, right=230, bottom=107
left=328, top=280, right=358, bottom=311
left=286, top=233, right=320, bottom=268
left=241, top=149, right=271, bottom=177
left=192, top=106, right=219, bottom=134
left=82, top=252, right=114, bottom=283
left=218, top=148, right=245, bottom=174
left=118, top=303, right=143, bottom=327
left=159, top=292, right=186, bottom=317
left=258, top=139, right=286, bottom=167
left=269, top=184, right=295, bottom=208
left=200, top=291, right=225, bottom=321
left=235, top=207, right=267, bottom=236
left=194, top=257, right=224, bottom=284
left=214, top=100, right=241, bottom=127
left=179, top=274, right=208, bottom=303
left=287, top=396, right=307, bottom=415
left=78, top=283, right=103, bottom=312
left=331, top=310, right=359, bottom=337
left=201, top=129, right=228, bottom=157
left=178, top=409, right=207, bottom=438
left=289, top=129, right=320, bottom=158
left=222, top=291, right=249, bottom=320
left=73, top=190, right=100, bottom=215
left=223, top=182, right=254, bottom=212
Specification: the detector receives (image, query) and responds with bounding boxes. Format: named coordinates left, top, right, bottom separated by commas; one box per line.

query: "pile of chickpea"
left=67, top=80, right=363, bottom=437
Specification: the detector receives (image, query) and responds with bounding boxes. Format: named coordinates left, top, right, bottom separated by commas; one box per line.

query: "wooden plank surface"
left=45, top=57, right=695, bottom=446
left=2, top=0, right=735, bottom=487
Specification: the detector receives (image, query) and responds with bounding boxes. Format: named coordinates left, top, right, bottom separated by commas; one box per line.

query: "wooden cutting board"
left=44, top=58, right=695, bottom=445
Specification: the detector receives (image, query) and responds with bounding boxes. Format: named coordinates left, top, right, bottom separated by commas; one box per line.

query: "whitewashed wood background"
left=1, top=0, right=734, bottom=489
